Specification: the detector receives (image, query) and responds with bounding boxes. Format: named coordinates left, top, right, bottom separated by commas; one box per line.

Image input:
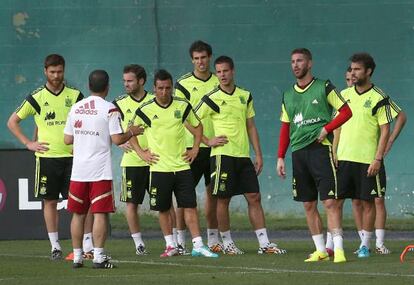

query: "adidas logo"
left=44, top=101, right=49, bottom=106
left=221, top=100, right=227, bottom=106
left=75, top=100, right=97, bottom=115
left=126, top=109, right=132, bottom=113
left=328, top=190, right=334, bottom=196
left=153, top=115, right=159, bottom=120
left=312, top=99, right=319, bottom=104
left=192, top=87, right=198, bottom=92
left=371, top=189, right=377, bottom=195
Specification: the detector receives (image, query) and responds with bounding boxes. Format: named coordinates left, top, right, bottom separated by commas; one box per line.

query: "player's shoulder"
left=173, top=96, right=191, bottom=105
left=236, top=85, right=251, bottom=94
left=139, top=97, right=156, bottom=109
left=113, top=94, right=129, bottom=103
left=372, top=85, right=388, bottom=98
left=29, top=85, right=46, bottom=97
left=204, top=86, right=220, bottom=97
left=64, top=84, right=81, bottom=92
left=177, top=72, right=193, bottom=83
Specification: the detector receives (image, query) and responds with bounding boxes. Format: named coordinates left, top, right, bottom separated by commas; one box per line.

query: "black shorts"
left=35, top=157, right=72, bottom=200
left=149, top=170, right=196, bottom=212
left=337, top=161, right=386, bottom=201
left=120, top=166, right=150, bottom=204
left=210, top=155, right=260, bottom=198
left=189, top=147, right=211, bottom=187
left=292, top=143, right=337, bottom=202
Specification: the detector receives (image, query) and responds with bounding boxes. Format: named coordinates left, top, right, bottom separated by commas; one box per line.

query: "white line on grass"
left=0, top=253, right=414, bottom=280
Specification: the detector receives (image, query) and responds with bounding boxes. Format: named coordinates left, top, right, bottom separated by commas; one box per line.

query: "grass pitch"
left=0, top=239, right=413, bottom=285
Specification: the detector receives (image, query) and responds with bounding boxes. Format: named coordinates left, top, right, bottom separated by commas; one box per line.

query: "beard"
left=294, top=67, right=308, bottom=80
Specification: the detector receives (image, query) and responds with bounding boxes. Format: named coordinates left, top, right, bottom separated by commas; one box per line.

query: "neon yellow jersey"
left=280, top=79, right=346, bottom=151
left=175, top=72, right=219, bottom=148
left=134, top=97, right=200, bottom=172
left=195, top=86, right=254, bottom=158
left=337, top=85, right=401, bottom=164
left=113, top=91, right=155, bottom=167
left=15, top=85, right=83, bottom=157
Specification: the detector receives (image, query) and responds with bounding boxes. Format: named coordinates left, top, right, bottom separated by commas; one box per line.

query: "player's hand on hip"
left=208, top=135, right=228, bottom=147
left=276, top=158, right=286, bottom=179
left=367, top=160, right=381, bottom=177
left=119, top=141, right=133, bottom=153
left=183, top=148, right=199, bottom=164
left=139, top=149, right=159, bottom=165
left=26, top=141, right=49, bottom=153
left=317, top=127, right=328, bottom=143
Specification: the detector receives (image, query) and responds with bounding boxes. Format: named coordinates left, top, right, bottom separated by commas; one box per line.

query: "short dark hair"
left=291, top=48, right=312, bottom=60
left=89, top=70, right=109, bottom=93
left=189, top=40, right=212, bottom=58
left=123, top=64, right=147, bottom=84
left=153, top=69, right=173, bottom=86
left=349, top=52, right=376, bottom=76
left=44, top=54, right=65, bottom=69
left=214, top=55, right=234, bottom=69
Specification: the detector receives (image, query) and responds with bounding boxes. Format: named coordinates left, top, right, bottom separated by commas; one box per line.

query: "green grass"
left=110, top=212, right=414, bottom=231
left=1, top=239, right=413, bottom=285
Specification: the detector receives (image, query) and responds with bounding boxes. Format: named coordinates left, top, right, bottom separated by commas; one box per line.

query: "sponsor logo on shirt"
left=74, top=120, right=82, bottom=128
left=75, top=100, right=97, bottom=115
left=293, top=112, right=321, bottom=128
left=44, top=111, right=56, bottom=120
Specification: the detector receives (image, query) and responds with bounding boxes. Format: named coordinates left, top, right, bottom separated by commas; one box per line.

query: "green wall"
left=1, top=0, right=412, bottom=216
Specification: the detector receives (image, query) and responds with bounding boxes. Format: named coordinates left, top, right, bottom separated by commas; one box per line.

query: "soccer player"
left=112, top=64, right=154, bottom=255
left=276, top=48, right=352, bottom=263
left=132, top=69, right=218, bottom=258
left=7, top=54, right=84, bottom=260
left=174, top=40, right=221, bottom=253
left=336, top=53, right=405, bottom=258
left=64, top=70, right=144, bottom=269
left=196, top=56, right=286, bottom=255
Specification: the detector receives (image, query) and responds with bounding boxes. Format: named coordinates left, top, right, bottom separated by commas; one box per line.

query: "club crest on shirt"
left=364, top=98, right=372, bottom=108
left=239, top=96, right=246, bottom=104
left=65, top=97, right=72, bottom=107
left=174, top=110, right=182, bottom=119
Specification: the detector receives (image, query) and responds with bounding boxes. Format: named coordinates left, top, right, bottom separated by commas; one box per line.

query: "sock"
left=73, top=248, right=83, bottom=264
left=177, top=229, right=186, bottom=247
left=164, top=234, right=175, bottom=248
left=361, top=230, right=373, bottom=248
left=131, top=232, right=145, bottom=248
left=325, top=232, right=334, bottom=250
left=358, top=230, right=364, bottom=242
left=82, top=232, right=93, bottom=253
left=93, top=247, right=104, bottom=263
left=207, top=229, right=219, bottom=247
left=332, top=228, right=344, bottom=251
left=192, top=236, right=204, bottom=249
left=220, top=230, right=234, bottom=247
left=312, top=234, right=326, bottom=253
left=48, top=232, right=61, bottom=251
left=375, top=229, right=385, bottom=248
left=255, top=228, right=270, bottom=248
left=172, top=228, right=178, bottom=246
